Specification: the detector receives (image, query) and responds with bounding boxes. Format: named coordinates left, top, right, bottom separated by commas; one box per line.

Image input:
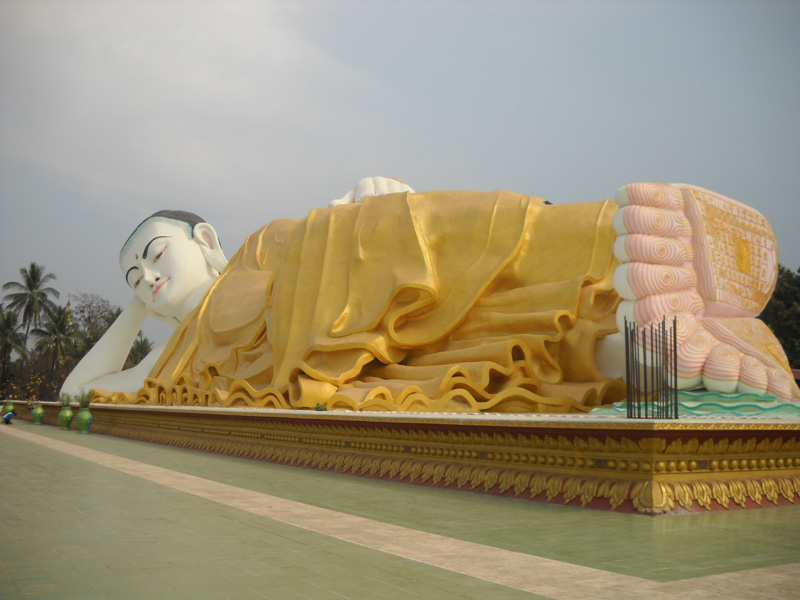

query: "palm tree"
left=126, top=333, right=154, bottom=368
left=31, top=303, right=76, bottom=375
left=0, top=305, right=27, bottom=387
left=3, top=262, right=60, bottom=337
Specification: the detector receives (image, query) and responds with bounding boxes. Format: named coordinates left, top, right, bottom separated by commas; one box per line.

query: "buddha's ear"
left=193, top=222, right=228, bottom=274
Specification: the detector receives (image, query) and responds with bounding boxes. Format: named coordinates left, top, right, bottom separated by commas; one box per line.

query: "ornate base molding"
left=12, top=401, right=800, bottom=515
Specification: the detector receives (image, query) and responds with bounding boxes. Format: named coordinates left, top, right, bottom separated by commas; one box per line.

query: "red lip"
left=152, top=278, right=170, bottom=299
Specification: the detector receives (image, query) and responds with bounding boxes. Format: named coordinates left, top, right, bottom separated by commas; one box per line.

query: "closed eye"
left=133, top=275, right=143, bottom=289
left=125, top=266, right=140, bottom=289
left=154, top=246, right=166, bottom=262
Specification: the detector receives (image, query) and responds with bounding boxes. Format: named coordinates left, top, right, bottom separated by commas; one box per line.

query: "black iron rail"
left=624, top=316, right=678, bottom=419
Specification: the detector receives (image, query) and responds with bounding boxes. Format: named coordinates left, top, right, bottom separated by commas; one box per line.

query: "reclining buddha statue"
left=61, top=177, right=800, bottom=411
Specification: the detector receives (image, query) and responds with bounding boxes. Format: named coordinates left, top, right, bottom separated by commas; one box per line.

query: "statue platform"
left=11, top=400, right=800, bottom=515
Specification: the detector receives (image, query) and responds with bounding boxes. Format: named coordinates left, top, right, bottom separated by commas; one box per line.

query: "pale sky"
left=1, top=0, right=798, bottom=342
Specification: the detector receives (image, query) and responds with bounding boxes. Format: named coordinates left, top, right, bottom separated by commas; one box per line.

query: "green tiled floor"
left=1, top=422, right=547, bottom=600
left=2, top=420, right=800, bottom=598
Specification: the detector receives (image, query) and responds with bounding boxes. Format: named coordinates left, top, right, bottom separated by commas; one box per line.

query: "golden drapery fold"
left=100, top=191, right=625, bottom=412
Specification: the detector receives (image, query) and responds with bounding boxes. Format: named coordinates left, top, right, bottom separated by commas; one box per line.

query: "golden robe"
left=107, top=191, right=626, bottom=412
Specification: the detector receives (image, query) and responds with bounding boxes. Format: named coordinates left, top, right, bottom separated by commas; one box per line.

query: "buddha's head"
left=119, top=210, right=228, bottom=323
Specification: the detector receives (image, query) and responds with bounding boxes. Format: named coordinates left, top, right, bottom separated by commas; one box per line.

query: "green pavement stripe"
left=2, top=426, right=636, bottom=598
left=14, top=422, right=800, bottom=582
left=3, top=425, right=799, bottom=599
left=2, top=425, right=547, bottom=600
left=12, top=421, right=800, bottom=584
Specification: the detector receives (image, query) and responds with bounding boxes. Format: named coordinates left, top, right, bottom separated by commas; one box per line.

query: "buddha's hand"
left=329, top=177, right=415, bottom=207
left=138, top=298, right=181, bottom=329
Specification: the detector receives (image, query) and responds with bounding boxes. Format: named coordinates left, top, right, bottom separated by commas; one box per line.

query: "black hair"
left=120, top=210, right=207, bottom=257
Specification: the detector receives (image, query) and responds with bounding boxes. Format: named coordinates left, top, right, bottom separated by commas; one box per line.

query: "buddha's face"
left=119, top=220, right=217, bottom=320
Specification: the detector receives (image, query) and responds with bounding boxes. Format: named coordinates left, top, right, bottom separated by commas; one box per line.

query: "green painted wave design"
left=592, top=397, right=800, bottom=418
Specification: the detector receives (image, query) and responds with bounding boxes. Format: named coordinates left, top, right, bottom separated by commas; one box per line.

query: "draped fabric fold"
left=98, top=191, right=625, bottom=412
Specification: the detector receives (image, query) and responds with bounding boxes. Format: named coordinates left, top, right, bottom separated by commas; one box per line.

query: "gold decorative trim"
left=631, top=476, right=800, bottom=513
left=89, top=420, right=800, bottom=514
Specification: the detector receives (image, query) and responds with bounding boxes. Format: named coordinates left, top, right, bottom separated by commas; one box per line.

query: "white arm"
left=61, top=297, right=151, bottom=395
left=76, top=341, right=168, bottom=394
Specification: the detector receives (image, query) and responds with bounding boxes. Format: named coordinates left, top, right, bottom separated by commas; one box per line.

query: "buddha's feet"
left=643, top=312, right=798, bottom=400
left=609, top=182, right=798, bottom=401
left=613, top=182, right=778, bottom=325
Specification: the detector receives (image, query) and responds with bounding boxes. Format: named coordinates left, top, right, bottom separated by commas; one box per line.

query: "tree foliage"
left=31, top=303, right=78, bottom=374
left=1, top=263, right=152, bottom=399
left=760, top=264, right=800, bottom=369
left=69, top=293, right=123, bottom=361
left=0, top=305, right=27, bottom=387
left=70, top=292, right=120, bottom=335
left=2, top=262, right=59, bottom=336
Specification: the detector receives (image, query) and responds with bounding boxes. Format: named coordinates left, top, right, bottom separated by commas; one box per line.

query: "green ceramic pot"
left=31, top=404, right=45, bottom=425
left=58, top=406, right=74, bottom=431
left=76, top=407, right=92, bottom=434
